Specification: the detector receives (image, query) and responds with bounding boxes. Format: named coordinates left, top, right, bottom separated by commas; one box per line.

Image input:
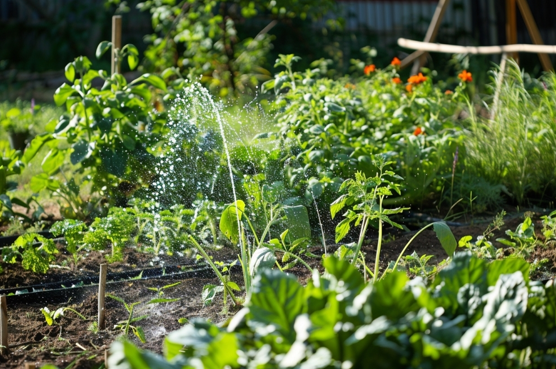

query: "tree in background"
left=108, top=0, right=340, bottom=96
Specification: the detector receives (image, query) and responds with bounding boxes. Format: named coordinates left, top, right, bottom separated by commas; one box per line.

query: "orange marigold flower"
left=406, top=84, right=413, bottom=93
left=364, top=64, right=376, bottom=75
left=391, top=57, right=401, bottom=66
left=445, top=90, right=453, bottom=95
left=458, top=70, right=473, bottom=82
left=413, top=127, right=423, bottom=136
left=392, top=77, right=402, bottom=84
left=344, top=83, right=356, bottom=89
left=407, top=73, right=427, bottom=85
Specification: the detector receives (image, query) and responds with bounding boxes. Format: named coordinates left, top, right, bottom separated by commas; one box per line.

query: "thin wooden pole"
left=98, top=264, right=107, bottom=330
left=105, top=349, right=109, bottom=369
left=506, top=0, right=518, bottom=62
left=516, top=0, right=553, bottom=71
left=25, top=363, right=36, bottom=369
left=111, top=16, right=122, bottom=75
left=398, top=38, right=556, bottom=55
left=407, top=0, right=451, bottom=73
left=0, top=295, right=7, bottom=355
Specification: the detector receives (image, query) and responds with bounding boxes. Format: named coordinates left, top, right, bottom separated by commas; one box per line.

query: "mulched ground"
left=0, top=211, right=554, bottom=368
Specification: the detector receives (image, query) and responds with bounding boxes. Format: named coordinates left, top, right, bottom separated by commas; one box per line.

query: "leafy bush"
left=1, top=233, right=58, bottom=274
left=108, top=253, right=556, bottom=368
left=261, top=55, right=463, bottom=209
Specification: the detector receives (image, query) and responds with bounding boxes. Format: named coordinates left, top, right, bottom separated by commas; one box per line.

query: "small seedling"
left=147, top=281, right=181, bottom=297
left=107, top=294, right=179, bottom=343
left=40, top=307, right=87, bottom=326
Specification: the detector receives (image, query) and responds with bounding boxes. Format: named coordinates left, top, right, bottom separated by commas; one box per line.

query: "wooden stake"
left=98, top=264, right=107, bottom=330
left=0, top=295, right=7, bottom=355
left=111, top=15, right=122, bottom=75
left=506, top=0, right=518, bottom=62
left=105, top=349, right=109, bottom=369
left=516, top=0, right=553, bottom=71
left=408, top=0, right=451, bottom=73
left=25, top=363, right=35, bottom=369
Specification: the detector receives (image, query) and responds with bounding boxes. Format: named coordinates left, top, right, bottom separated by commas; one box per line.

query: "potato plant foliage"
left=107, top=253, right=556, bottom=368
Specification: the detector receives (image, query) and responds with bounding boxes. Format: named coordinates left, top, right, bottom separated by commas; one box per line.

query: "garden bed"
left=1, top=211, right=554, bottom=368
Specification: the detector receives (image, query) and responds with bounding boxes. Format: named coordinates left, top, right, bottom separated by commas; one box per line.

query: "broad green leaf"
left=128, top=54, right=139, bottom=70
left=65, top=63, right=75, bottom=82
left=23, top=135, right=54, bottom=164
left=283, top=205, right=311, bottom=241
left=322, top=256, right=364, bottom=297
left=29, top=173, right=59, bottom=192
left=70, top=141, right=95, bottom=165
left=41, top=307, right=53, bottom=326
left=330, top=195, right=346, bottom=219
left=96, top=41, right=111, bottom=59
left=432, top=222, right=456, bottom=256
left=249, top=247, right=276, bottom=276
left=248, top=269, right=304, bottom=343
left=54, top=84, right=79, bottom=106
left=202, top=333, right=239, bottom=369
left=129, top=74, right=167, bottom=92
left=487, top=258, right=530, bottom=285
left=202, top=284, right=224, bottom=306
left=6, top=107, right=20, bottom=118
left=108, top=340, right=178, bottom=369
left=335, top=217, right=351, bottom=244
left=41, top=149, right=65, bottom=175
left=219, top=200, right=245, bottom=244
left=134, top=326, right=147, bottom=343
left=0, top=194, right=12, bottom=211
left=122, top=135, right=136, bottom=150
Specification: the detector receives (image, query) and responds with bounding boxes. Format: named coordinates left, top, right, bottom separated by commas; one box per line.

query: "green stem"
left=277, top=251, right=314, bottom=273
left=188, top=235, right=241, bottom=306
left=64, top=308, right=87, bottom=321
left=351, top=215, right=369, bottom=266
left=244, top=215, right=260, bottom=247
left=125, top=306, right=133, bottom=336
left=373, top=196, right=384, bottom=283
left=385, top=223, right=435, bottom=280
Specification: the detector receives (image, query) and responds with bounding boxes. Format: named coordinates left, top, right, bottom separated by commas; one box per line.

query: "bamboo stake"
left=98, top=264, right=107, bottom=330
left=0, top=295, right=7, bottom=355
left=111, top=15, right=122, bottom=75
left=516, top=0, right=553, bottom=71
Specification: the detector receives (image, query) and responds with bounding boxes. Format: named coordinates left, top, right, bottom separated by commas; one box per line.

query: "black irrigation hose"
left=0, top=231, right=55, bottom=247
left=0, top=261, right=235, bottom=305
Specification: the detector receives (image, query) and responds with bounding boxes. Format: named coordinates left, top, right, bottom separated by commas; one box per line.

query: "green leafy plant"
left=107, top=293, right=179, bottom=343
left=107, top=253, right=556, bottom=368
left=28, top=44, right=170, bottom=208
left=496, top=216, right=538, bottom=258
left=331, top=158, right=456, bottom=282
left=146, top=282, right=181, bottom=298
left=84, top=207, right=136, bottom=262
left=50, top=219, right=88, bottom=269
left=400, top=251, right=437, bottom=280
left=2, top=233, right=58, bottom=274
left=459, top=210, right=506, bottom=259
left=40, top=306, right=87, bottom=326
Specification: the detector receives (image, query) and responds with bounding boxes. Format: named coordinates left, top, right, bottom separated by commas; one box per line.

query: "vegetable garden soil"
left=1, top=213, right=554, bottom=368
